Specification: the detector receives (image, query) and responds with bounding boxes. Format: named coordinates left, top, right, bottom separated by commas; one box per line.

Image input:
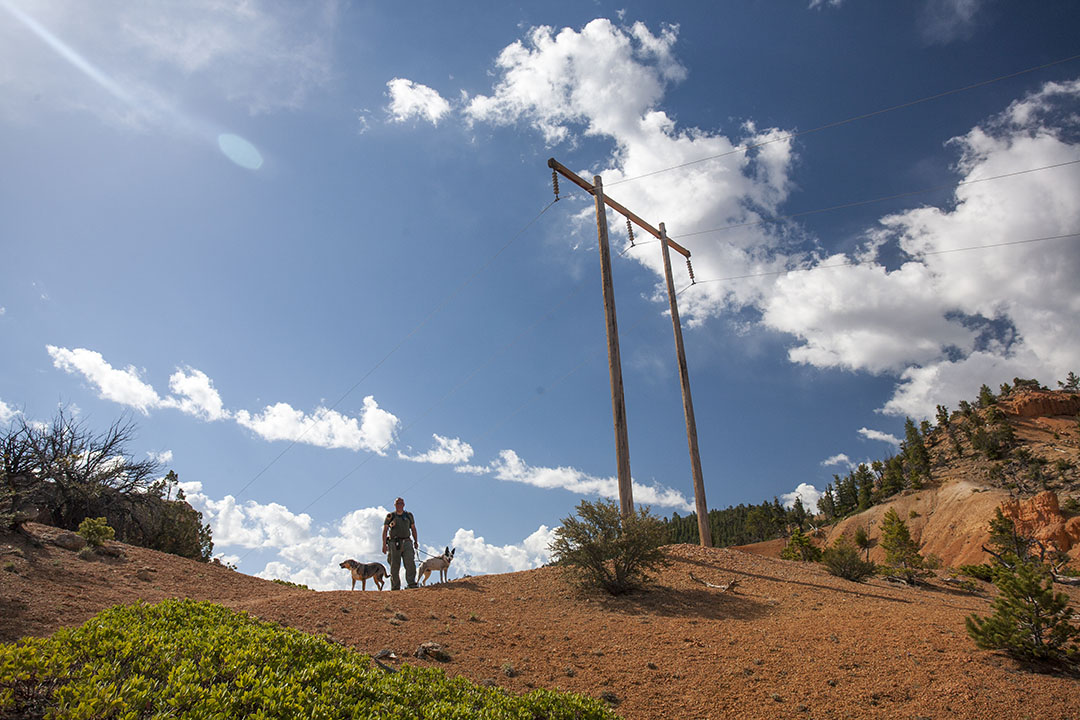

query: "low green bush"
left=0, top=599, right=616, bottom=719
left=780, top=528, right=822, bottom=562
left=822, top=535, right=876, bottom=582
left=76, top=517, right=114, bottom=547
left=550, top=499, right=668, bottom=595
left=959, top=564, right=995, bottom=582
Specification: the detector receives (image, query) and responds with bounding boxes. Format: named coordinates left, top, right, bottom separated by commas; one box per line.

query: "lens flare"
left=217, top=134, right=264, bottom=170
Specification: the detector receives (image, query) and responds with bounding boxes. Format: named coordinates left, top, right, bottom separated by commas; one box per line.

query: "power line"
left=234, top=275, right=593, bottom=565
left=677, top=231, right=1080, bottom=295
left=294, top=277, right=590, bottom=515
left=671, top=159, right=1080, bottom=241
left=233, top=198, right=558, bottom=500
left=606, top=53, right=1080, bottom=188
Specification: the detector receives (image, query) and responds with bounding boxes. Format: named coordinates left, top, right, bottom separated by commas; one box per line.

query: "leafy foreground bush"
left=550, top=499, right=668, bottom=595
left=0, top=599, right=617, bottom=720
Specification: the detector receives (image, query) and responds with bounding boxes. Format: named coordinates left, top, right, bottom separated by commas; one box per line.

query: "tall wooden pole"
left=659, top=223, right=711, bottom=547
left=593, top=175, right=634, bottom=518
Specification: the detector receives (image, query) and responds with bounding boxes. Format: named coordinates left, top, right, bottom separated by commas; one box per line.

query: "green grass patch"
left=0, top=598, right=617, bottom=719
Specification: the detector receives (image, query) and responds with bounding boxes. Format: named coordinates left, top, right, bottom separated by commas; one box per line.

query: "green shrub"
left=959, top=564, right=995, bottom=582
left=271, top=579, right=311, bottom=591
left=0, top=599, right=616, bottom=719
left=780, top=528, right=822, bottom=562
left=966, top=561, right=1080, bottom=664
left=77, top=517, right=114, bottom=547
left=879, top=508, right=931, bottom=585
left=549, top=499, right=669, bottom=595
left=822, top=535, right=876, bottom=582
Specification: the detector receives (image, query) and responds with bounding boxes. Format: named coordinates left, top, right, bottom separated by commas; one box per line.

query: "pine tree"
left=880, top=456, right=905, bottom=497
left=935, top=404, right=951, bottom=429
left=902, top=418, right=930, bottom=487
left=854, top=525, right=872, bottom=561
left=978, top=384, right=997, bottom=408
left=817, top=484, right=836, bottom=522
left=789, top=497, right=807, bottom=531
left=855, top=464, right=874, bottom=511
left=780, top=527, right=822, bottom=562
left=966, top=560, right=1080, bottom=663
left=879, top=508, right=929, bottom=584
left=1058, top=372, right=1079, bottom=393
left=985, top=507, right=1033, bottom=566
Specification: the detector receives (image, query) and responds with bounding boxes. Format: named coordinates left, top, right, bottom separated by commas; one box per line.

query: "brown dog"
left=339, top=559, right=387, bottom=590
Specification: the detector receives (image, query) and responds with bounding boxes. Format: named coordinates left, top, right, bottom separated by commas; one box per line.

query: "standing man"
left=382, top=497, right=418, bottom=590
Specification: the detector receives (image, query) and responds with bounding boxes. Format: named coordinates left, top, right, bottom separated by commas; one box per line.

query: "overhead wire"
left=234, top=273, right=593, bottom=564
left=230, top=52, right=1080, bottom=563
left=605, top=52, right=1080, bottom=189
left=675, top=231, right=1080, bottom=296
left=671, top=159, right=1080, bottom=241
left=233, top=198, right=558, bottom=500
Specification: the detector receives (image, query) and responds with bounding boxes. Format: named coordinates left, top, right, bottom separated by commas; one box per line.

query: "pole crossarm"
left=548, top=158, right=691, bottom=259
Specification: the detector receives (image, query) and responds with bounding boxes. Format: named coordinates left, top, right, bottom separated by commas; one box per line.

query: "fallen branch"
left=689, top=572, right=739, bottom=593
left=1051, top=572, right=1080, bottom=586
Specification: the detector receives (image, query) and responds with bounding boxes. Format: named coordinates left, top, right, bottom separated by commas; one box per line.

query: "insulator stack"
left=626, top=217, right=635, bottom=247
left=551, top=170, right=560, bottom=200
left=686, top=259, right=696, bottom=284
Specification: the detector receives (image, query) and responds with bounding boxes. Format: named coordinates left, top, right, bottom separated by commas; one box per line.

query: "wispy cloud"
left=459, top=448, right=694, bottom=511
left=148, top=449, right=173, bottom=465
left=821, top=453, right=852, bottom=468
left=918, top=0, right=982, bottom=45
left=0, top=0, right=338, bottom=123
left=0, top=398, right=18, bottom=425
left=398, top=434, right=474, bottom=464
left=858, top=427, right=901, bottom=447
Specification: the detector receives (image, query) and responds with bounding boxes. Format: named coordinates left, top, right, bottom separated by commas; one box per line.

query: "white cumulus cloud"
left=386, top=78, right=451, bottom=125
left=234, top=395, right=399, bottom=454
left=47, top=346, right=163, bottom=414
left=182, top=480, right=557, bottom=589
left=780, top=482, right=823, bottom=510
left=166, top=367, right=229, bottom=421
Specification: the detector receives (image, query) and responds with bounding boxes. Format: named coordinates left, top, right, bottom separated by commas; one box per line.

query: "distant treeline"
left=664, top=497, right=807, bottom=546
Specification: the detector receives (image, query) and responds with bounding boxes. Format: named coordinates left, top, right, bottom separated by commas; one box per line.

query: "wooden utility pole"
left=592, top=175, right=634, bottom=518
left=547, top=158, right=710, bottom=541
left=659, top=223, right=711, bottom=547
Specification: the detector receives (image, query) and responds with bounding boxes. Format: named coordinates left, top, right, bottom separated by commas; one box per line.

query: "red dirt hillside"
left=3, top=521, right=1079, bottom=720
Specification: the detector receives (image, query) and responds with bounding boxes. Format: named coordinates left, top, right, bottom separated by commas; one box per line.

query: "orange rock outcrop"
left=999, top=390, right=1080, bottom=418
left=1000, top=491, right=1080, bottom=556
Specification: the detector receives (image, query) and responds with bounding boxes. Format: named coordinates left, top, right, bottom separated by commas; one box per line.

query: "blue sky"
left=2, top=0, right=1078, bottom=590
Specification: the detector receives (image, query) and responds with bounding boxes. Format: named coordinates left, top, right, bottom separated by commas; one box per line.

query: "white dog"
left=418, top=546, right=455, bottom=585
